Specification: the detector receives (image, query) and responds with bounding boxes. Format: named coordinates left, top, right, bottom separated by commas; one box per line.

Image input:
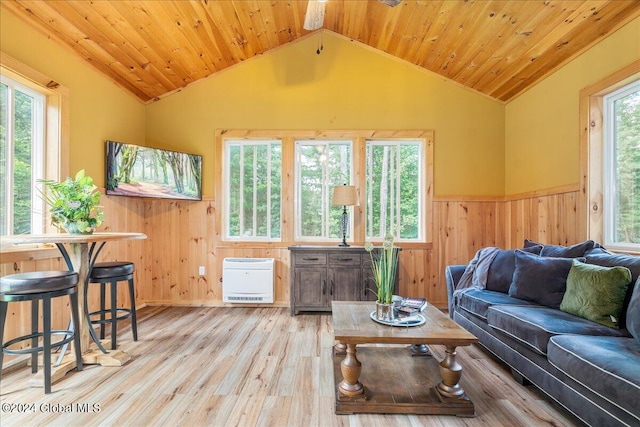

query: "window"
left=366, top=140, right=423, bottom=240
left=225, top=140, right=282, bottom=240
left=0, top=74, right=46, bottom=235
left=603, top=79, right=640, bottom=250
left=216, top=130, right=433, bottom=245
left=584, top=63, right=639, bottom=253
left=1, top=53, right=68, bottom=241
left=295, top=140, right=352, bottom=240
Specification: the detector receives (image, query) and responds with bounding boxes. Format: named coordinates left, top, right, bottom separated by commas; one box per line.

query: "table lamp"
left=332, top=184, right=358, bottom=247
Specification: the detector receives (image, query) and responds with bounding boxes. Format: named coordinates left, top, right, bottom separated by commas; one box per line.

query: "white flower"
left=67, top=201, right=81, bottom=209
left=383, top=235, right=394, bottom=251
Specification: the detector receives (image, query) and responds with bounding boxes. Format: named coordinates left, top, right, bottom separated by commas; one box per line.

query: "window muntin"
left=0, top=75, right=45, bottom=235
left=366, top=140, right=423, bottom=241
left=225, top=140, right=282, bottom=240
left=295, top=140, right=352, bottom=241
left=603, top=80, right=640, bottom=251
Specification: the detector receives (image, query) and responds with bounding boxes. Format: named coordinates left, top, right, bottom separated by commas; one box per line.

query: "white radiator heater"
left=222, top=258, right=275, bottom=303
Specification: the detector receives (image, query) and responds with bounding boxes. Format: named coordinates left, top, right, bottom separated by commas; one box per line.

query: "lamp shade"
left=332, top=185, right=358, bottom=206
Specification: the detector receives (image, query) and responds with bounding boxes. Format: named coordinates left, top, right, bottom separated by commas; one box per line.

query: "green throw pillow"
left=560, top=259, right=632, bottom=328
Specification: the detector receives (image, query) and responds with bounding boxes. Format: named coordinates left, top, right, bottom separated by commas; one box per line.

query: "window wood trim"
left=579, top=59, right=640, bottom=252
left=1, top=51, right=70, bottom=235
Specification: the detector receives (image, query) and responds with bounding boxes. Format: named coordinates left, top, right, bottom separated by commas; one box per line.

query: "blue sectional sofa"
left=446, top=241, right=640, bottom=427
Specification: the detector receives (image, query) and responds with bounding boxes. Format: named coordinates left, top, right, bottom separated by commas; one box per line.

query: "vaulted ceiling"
left=3, top=0, right=639, bottom=103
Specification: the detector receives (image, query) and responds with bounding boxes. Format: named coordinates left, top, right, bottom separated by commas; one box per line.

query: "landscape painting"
left=106, top=141, right=202, bottom=200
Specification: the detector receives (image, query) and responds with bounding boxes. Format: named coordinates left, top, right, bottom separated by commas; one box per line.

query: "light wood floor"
left=1, top=306, right=581, bottom=427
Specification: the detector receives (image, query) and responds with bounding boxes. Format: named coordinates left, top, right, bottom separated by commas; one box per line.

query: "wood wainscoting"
left=1, top=186, right=583, bottom=362
left=503, top=184, right=585, bottom=249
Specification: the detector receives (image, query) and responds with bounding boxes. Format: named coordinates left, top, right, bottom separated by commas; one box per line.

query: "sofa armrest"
left=445, top=265, right=467, bottom=319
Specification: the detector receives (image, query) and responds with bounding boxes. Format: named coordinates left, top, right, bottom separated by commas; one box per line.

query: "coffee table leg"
left=338, top=343, right=363, bottom=397
left=334, top=341, right=346, bottom=355
left=436, top=345, right=465, bottom=399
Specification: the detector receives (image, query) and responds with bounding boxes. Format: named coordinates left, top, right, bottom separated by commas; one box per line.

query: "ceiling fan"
left=303, top=0, right=402, bottom=31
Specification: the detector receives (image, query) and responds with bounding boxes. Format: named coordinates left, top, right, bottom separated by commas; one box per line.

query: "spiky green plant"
left=365, top=235, right=399, bottom=304
left=39, top=170, right=104, bottom=234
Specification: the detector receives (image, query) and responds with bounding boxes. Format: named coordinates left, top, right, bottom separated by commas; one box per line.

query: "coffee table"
left=331, top=301, right=478, bottom=416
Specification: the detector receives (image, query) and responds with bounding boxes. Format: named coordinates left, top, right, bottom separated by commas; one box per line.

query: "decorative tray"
left=369, top=311, right=426, bottom=327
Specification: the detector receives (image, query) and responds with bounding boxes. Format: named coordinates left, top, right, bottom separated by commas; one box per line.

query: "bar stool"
left=88, top=262, right=138, bottom=350
left=0, top=271, right=83, bottom=394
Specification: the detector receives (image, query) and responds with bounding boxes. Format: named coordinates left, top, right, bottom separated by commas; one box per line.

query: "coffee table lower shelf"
left=332, top=346, right=475, bottom=416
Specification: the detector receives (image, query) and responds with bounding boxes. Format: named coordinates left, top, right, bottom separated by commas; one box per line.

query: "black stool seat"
left=1, top=271, right=83, bottom=394
left=88, top=261, right=138, bottom=350
left=0, top=271, right=78, bottom=295
left=90, top=262, right=134, bottom=279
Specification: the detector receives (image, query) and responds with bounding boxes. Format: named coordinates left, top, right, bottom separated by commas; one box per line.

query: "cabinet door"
left=362, top=257, right=378, bottom=301
left=362, top=274, right=379, bottom=301
left=329, top=267, right=362, bottom=302
left=294, top=267, right=327, bottom=309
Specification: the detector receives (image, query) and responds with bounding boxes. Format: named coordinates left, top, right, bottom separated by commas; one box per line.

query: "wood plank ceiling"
left=3, top=0, right=639, bottom=103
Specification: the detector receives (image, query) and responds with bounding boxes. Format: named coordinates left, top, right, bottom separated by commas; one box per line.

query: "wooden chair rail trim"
left=214, top=241, right=433, bottom=250
left=435, top=183, right=581, bottom=202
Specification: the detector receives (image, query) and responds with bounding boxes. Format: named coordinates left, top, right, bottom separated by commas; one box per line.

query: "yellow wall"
left=0, top=8, right=145, bottom=186
left=505, top=17, right=640, bottom=196
left=145, top=31, right=505, bottom=197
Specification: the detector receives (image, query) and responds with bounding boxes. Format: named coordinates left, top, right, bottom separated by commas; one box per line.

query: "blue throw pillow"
left=509, top=250, right=584, bottom=308
left=523, top=239, right=596, bottom=258
left=486, top=245, right=543, bottom=293
left=627, top=278, right=640, bottom=341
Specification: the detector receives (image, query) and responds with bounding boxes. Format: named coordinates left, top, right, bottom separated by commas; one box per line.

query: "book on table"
left=395, top=297, right=427, bottom=318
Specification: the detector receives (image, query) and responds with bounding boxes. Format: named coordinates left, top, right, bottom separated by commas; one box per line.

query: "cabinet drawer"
left=328, top=253, right=361, bottom=266
left=294, top=253, right=327, bottom=265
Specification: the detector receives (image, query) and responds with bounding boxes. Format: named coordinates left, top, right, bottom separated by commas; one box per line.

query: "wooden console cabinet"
left=289, top=246, right=398, bottom=315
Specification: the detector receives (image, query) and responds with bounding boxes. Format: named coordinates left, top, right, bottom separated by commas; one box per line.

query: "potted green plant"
left=365, top=235, right=399, bottom=322
left=40, top=169, right=104, bottom=234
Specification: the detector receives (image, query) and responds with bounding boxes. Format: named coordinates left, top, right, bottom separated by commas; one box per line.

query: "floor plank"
left=0, top=306, right=581, bottom=426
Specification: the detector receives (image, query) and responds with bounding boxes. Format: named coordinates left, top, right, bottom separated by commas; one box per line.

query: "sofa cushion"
left=524, top=239, right=595, bottom=258
left=548, top=335, right=640, bottom=422
left=486, top=245, right=543, bottom=293
left=486, top=305, right=629, bottom=355
left=509, top=250, right=583, bottom=309
left=560, top=260, right=632, bottom=328
left=627, top=278, right=640, bottom=341
left=458, top=289, right=540, bottom=320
